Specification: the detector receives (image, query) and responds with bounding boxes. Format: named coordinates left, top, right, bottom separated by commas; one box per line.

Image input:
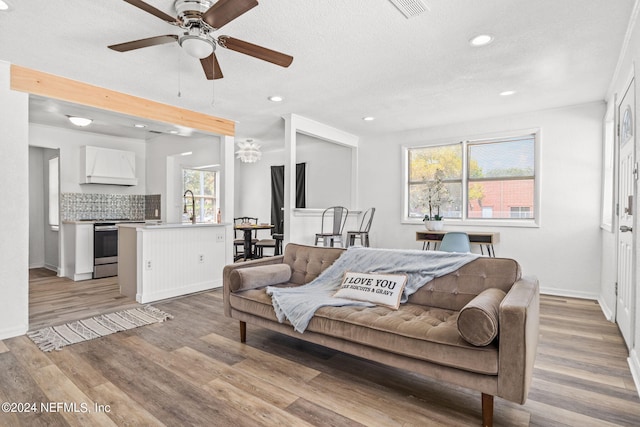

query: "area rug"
left=27, top=305, right=173, bottom=352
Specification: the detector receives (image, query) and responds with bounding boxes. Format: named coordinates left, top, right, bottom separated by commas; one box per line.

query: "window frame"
left=402, top=129, right=541, bottom=227
left=182, top=167, right=220, bottom=224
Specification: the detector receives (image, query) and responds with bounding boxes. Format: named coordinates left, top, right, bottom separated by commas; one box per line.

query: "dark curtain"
left=296, top=163, right=306, bottom=209
left=270, top=163, right=306, bottom=234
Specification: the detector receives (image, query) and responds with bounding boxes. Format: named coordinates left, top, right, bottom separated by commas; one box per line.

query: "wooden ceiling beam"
left=10, top=64, right=234, bottom=136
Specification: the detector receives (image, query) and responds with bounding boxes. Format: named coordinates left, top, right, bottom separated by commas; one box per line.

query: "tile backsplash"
left=61, top=193, right=161, bottom=221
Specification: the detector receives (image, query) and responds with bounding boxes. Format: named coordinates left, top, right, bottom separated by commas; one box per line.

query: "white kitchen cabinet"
left=62, top=222, right=94, bottom=281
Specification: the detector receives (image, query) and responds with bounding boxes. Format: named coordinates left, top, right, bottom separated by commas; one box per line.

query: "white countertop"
left=118, top=222, right=228, bottom=230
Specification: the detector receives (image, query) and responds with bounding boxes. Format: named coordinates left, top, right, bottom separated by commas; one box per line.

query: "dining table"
left=234, top=223, right=275, bottom=260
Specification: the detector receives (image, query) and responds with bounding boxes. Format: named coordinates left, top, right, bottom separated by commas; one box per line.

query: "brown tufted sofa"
left=223, top=243, right=539, bottom=426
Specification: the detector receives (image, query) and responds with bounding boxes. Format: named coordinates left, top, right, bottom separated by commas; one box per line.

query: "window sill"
left=402, top=219, right=540, bottom=228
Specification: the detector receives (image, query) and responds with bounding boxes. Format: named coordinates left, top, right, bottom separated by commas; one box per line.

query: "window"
left=183, top=168, right=219, bottom=223
left=405, top=133, right=537, bottom=223
left=407, top=143, right=463, bottom=219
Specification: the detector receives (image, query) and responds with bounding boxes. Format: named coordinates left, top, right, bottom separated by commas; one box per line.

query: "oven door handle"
left=94, top=225, right=118, bottom=231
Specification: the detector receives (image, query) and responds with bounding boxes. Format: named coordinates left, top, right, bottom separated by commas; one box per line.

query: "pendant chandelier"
left=236, top=139, right=262, bottom=163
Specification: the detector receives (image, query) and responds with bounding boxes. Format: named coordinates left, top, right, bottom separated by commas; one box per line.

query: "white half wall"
left=0, top=61, right=29, bottom=339
left=358, top=101, right=605, bottom=298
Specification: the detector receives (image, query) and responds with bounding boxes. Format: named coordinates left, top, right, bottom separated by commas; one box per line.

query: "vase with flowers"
left=422, top=169, right=449, bottom=231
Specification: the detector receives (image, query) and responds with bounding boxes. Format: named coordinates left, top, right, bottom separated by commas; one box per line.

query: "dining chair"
left=233, top=217, right=258, bottom=259
left=346, top=207, right=375, bottom=247
left=314, top=206, right=349, bottom=247
left=255, top=234, right=284, bottom=257
left=439, top=232, right=471, bottom=253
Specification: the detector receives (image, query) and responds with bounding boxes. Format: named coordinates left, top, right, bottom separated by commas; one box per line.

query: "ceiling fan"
left=108, top=0, right=293, bottom=80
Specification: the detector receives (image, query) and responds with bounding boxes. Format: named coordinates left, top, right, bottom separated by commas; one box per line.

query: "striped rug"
left=27, top=305, right=173, bottom=352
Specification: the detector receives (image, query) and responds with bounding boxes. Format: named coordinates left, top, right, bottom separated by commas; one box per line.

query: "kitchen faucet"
left=183, top=190, right=196, bottom=224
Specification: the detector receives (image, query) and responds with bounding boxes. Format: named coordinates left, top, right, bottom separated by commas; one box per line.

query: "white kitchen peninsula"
left=118, top=222, right=231, bottom=303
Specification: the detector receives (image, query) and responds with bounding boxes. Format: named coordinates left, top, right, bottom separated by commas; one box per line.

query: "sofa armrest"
left=223, top=256, right=285, bottom=317
left=497, top=276, right=540, bottom=404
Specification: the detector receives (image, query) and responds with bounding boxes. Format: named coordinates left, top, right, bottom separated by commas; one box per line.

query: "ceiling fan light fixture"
left=67, top=116, right=93, bottom=127
left=180, top=34, right=214, bottom=58
left=236, top=139, right=262, bottom=163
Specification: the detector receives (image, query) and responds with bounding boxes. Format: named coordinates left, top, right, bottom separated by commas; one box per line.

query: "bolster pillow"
left=230, top=264, right=292, bottom=292
left=457, top=288, right=506, bottom=346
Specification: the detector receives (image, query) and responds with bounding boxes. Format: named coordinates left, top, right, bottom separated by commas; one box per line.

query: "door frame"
left=615, top=68, right=637, bottom=350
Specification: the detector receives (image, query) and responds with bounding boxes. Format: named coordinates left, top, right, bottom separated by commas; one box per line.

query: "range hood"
left=80, top=146, right=138, bottom=186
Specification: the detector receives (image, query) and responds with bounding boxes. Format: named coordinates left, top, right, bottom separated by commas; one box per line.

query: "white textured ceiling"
left=0, top=0, right=635, bottom=145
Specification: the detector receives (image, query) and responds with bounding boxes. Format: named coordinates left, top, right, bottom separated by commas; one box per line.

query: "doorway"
left=28, top=146, right=60, bottom=273
left=616, top=76, right=636, bottom=349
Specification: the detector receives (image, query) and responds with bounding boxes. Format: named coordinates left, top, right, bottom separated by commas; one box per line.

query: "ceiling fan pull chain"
left=177, top=48, right=182, bottom=98
left=211, top=65, right=216, bottom=107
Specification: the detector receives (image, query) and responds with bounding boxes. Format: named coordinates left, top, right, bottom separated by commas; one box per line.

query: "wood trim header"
left=9, top=64, right=235, bottom=136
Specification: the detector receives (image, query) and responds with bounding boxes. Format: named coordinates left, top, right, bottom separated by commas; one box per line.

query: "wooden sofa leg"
left=239, top=321, right=246, bottom=343
left=482, top=393, right=494, bottom=427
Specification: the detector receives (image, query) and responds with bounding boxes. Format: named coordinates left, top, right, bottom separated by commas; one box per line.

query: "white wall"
left=358, top=102, right=605, bottom=298
left=297, top=133, right=352, bottom=208
left=145, top=134, right=221, bottom=223
left=235, top=148, right=282, bottom=223
left=0, top=61, right=29, bottom=339
left=236, top=135, right=359, bottom=245
left=29, top=124, right=147, bottom=195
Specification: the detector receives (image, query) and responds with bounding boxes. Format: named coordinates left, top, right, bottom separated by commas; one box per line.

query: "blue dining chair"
left=439, top=232, right=471, bottom=253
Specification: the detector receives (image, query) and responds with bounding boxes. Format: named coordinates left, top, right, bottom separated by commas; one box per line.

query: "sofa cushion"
left=230, top=287, right=499, bottom=375
left=407, top=257, right=521, bottom=311
left=457, top=288, right=506, bottom=346
left=333, top=272, right=407, bottom=309
left=282, top=243, right=345, bottom=285
left=229, top=264, right=292, bottom=292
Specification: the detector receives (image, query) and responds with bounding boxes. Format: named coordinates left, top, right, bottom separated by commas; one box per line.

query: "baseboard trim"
left=539, top=287, right=599, bottom=301
left=0, top=323, right=28, bottom=341
left=597, top=296, right=615, bottom=322
left=628, top=349, right=640, bottom=400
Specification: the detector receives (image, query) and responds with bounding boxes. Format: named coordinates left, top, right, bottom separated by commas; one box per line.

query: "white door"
left=617, top=77, right=636, bottom=349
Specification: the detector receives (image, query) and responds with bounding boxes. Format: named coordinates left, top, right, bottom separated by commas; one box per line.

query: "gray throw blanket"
left=266, top=247, right=479, bottom=333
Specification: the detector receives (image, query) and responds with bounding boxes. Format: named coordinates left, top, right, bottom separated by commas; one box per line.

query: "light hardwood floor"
left=28, top=269, right=141, bottom=331
left=3, top=277, right=638, bottom=426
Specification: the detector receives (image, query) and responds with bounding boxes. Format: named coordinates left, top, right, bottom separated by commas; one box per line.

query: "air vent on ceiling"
left=388, top=0, right=429, bottom=18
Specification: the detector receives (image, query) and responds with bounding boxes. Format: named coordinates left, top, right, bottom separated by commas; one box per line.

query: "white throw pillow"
left=333, top=272, right=408, bottom=309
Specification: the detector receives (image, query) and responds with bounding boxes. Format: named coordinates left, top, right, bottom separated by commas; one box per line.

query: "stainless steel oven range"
left=93, top=222, right=119, bottom=279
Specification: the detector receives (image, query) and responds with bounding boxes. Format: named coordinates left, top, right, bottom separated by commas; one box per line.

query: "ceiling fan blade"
left=218, top=36, right=293, bottom=68
left=123, top=0, right=178, bottom=24
left=200, top=53, right=224, bottom=80
left=108, top=35, right=178, bottom=52
left=201, top=0, right=258, bottom=29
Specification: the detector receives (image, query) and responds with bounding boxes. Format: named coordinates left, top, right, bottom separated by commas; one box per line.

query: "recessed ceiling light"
left=134, top=124, right=147, bottom=128
left=169, top=130, right=179, bottom=134
left=469, top=34, right=494, bottom=47
left=362, top=116, right=375, bottom=121
left=180, top=151, right=193, bottom=156
left=67, top=116, right=92, bottom=127
left=500, top=90, right=516, bottom=96
left=0, top=1, right=10, bottom=11
left=268, top=95, right=283, bottom=102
